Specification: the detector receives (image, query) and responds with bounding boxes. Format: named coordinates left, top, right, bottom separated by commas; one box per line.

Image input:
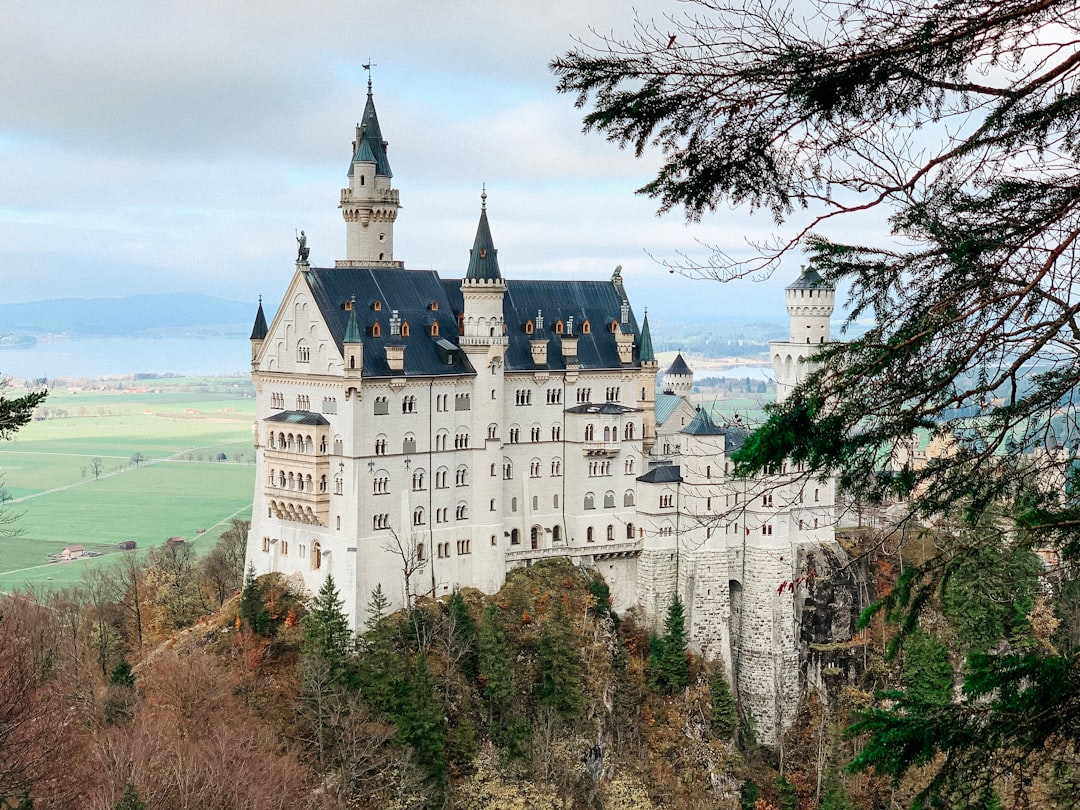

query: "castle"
left=245, top=83, right=838, bottom=741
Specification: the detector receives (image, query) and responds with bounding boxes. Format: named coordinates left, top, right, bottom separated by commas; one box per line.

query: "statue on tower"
left=296, top=230, right=310, bottom=264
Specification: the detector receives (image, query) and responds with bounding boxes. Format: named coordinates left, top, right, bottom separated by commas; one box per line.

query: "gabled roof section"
left=666, top=353, right=692, bottom=375
left=654, top=393, right=683, bottom=425
left=442, top=277, right=646, bottom=372
left=250, top=298, right=268, bottom=341
left=350, top=86, right=392, bottom=178
left=465, top=198, right=501, bottom=281
left=266, top=410, right=330, bottom=426
left=639, top=311, right=655, bottom=362
left=303, top=266, right=474, bottom=378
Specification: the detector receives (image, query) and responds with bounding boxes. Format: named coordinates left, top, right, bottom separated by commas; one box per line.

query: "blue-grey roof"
left=349, top=90, right=392, bottom=178
left=639, top=312, right=655, bottom=362
left=443, top=277, right=646, bottom=372
left=250, top=300, right=268, bottom=341
left=303, top=266, right=474, bottom=378
left=465, top=206, right=501, bottom=281
left=681, top=407, right=724, bottom=435
left=787, top=267, right=831, bottom=290
left=343, top=305, right=362, bottom=344
left=666, top=353, right=692, bottom=375
left=654, top=393, right=683, bottom=425
left=638, top=464, right=682, bottom=484
left=302, top=266, right=647, bottom=377
left=266, top=410, right=330, bottom=426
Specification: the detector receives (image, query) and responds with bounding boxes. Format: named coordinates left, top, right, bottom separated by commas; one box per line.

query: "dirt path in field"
left=5, top=442, right=241, bottom=504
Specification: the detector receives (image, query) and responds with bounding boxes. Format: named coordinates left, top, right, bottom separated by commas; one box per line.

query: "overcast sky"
left=1, top=1, right=849, bottom=324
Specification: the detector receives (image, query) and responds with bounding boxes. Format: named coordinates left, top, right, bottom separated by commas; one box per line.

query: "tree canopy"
left=556, top=1, right=1080, bottom=805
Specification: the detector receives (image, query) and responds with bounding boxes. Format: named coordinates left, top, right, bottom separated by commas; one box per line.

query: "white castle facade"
left=245, top=84, right=838, bottom=741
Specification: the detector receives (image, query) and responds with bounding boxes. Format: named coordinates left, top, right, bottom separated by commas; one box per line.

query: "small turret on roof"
left=343, top=299, right=362, bottom=344
left=786, top=265, right=831, bottom=290
left=250, top=297, right=268, bottom=341
left=465, top=188, right=502, bottom=281
left=681, top=406, right=724, bottom=435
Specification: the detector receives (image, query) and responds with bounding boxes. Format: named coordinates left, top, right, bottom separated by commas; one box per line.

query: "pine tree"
left=648, top=594, right=689, bottom=694
left=393, top=651, right=447, bottom=788
left=112, top=783, right=146, bottom=810
left=475, top=602, right=528, bottom=755
left=710, top=671, right=737, bottom=739
left=739, top=778, right=759, bottom=810
left=447, top=588, right=478, bottom=679
left=239, top=564, right=268, bottom=634
left=537, top=601, right=584, bottom=719
left=357, top=588, right=405, bottom=716
left=301, top=573, right=352, bottom=681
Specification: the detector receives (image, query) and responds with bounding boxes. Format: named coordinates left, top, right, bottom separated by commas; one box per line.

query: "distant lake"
left=0, top=336, right=248, bottom=379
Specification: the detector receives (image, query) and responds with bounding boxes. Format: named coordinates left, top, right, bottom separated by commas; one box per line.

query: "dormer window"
left=343, top=299, right=353, bottom=311
left=525, top=320, right=534, bottom=335
left=429, top=322, right=440, bottom=337
left=401, top=321, right=411, bottom=338
left=609, top=320, right=619, bottom=334
left=554, top=320, right=564, bottom=335
left=370, top=322, right=382, bottom=338
left=456, top=313, right=465, bottom=332
left=429, top=301, right=439, bottom=311
left=371, top=301, right=382, bottom=311
left=582, top=320, right=591, bottom=335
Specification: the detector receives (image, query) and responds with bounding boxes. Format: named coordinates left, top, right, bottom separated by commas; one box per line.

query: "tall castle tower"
left=339, top=79, right=401, bottom=266
left=771, top=267, right=835, bottom=402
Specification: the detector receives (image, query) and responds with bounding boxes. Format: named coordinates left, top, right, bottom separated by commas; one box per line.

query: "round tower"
left=771, top=267, right=836, bottom=403
left=785, top=267, right=835, bottom=345
left=664, top=353, right=693, bottom=396
left=340, top=79, right=401, bottom=265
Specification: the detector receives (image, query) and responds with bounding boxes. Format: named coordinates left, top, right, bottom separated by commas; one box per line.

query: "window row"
left=259, top=537, right=323, bottom=569
left=584, top=423, right=636, bottom=441
left=507, top=425, right=562, bottom=443
left=584, top=524, right=636, bottom=542
left=268, top=469, right=328, bottom=493
left=374, top=392, right=472, bottom=415
left=583, top=491, right=635, bottom=510
left=267, top=431, right=326, bottom=454
left=505, top=494, right=562, bottom=513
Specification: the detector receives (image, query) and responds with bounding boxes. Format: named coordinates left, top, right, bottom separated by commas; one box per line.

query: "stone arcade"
left=246, top=82, right=840, bottom=742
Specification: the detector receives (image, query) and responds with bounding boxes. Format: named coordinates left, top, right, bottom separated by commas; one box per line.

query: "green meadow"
left=0, top=377, right=256, bottom=592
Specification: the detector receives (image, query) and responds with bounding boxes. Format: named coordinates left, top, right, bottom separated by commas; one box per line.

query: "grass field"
left=0, top=376, right=256, bottom=592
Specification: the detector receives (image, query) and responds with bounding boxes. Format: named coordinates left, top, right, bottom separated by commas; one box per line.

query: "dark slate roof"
left=723, top=428, right=749, bottom=453
left=443, top=277, right=645, bottom=372
left=565, top=402, right=640, bottom=415
left=303, top=266, right=474, bottom=378
left=681, top=407, right=724, bottom=435
left=349, top=89, right=392, bottom=178
left=666, top=353, right=692, bottom=375
left=639, top=312, right=655, bottom=362
left=787, top=267, right=832, bottom=290
left=465, top=205, right=501, bottom=281
left=250, top=299, right=268, bottom=341
left=266, top=410, right=330, bottom=426
left=638, top=464, right=682, bottom=484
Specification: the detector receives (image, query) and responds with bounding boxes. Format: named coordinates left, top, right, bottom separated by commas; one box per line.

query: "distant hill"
left=0, top=294, right=261, bottom=338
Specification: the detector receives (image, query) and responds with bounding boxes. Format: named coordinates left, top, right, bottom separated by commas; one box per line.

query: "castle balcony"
left=266, top=490, right=330, bottom=526
left=583, top=440, right=620, bottom=456
left=458, top=335, right=508, bottom=347
left=505, top=540, right=641, bottom=565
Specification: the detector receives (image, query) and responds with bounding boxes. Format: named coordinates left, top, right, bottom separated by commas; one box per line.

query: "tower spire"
left=340, top=72, right=401, bottom=266
left=465, top=189, right=501, bottom=281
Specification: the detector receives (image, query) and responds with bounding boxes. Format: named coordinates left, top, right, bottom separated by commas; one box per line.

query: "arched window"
left=402, top=434, right=416, bottom=454
left=311, top=541, right=322, bottom=570
left=412, top=469, right=425, bottom=491
left=456, top=502, right=468, bottom=520
left=623, top=490, right=635, bottom=507
left=584, top=492, right=595, bottom=510
left=488, top=424, right=498, bottom=440
left=607, top=525, right=614, bottom=541
left=604, top=491, right=616, bottom=509
left=587, top=527, right=595, bottom=542
left=551, top=425, right=561, bottom=441
left=624, top=422, right=635, bottom=440
left=455, top=466, right=469, bottom=486
left=510, top=528, right=520, bottom=545
left=581, top=320, right=591, bottom=334
left=624, top=457, right=635, bottom=475
left=552, top=525, right=562, bottom=542
left=435, top=467, right=448, bottom=488
left=401, top=320, right=410, bottom=337
left=626, top=523, right=635, bottom=539
left=413, top=507, right=425, bottom=526
left=551, top=458, right=562, bottom=476
left=374, top=435, right=387, bottom=455
left=585, top=424, right=595, bottom=441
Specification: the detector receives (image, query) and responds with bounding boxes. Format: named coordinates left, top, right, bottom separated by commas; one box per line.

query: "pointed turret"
left=250, top=297, right=268, bottom=367
left=639, top=311, right=655, bottom=363
left=340, top=78, right=401, bottom=267
left=343, top=301, right=363, bottom=377
left=465, top=190, right=502, bottom=281
left=664, top=353, right=694, bottom=396
left=459, top=189, right=507, bottom=354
